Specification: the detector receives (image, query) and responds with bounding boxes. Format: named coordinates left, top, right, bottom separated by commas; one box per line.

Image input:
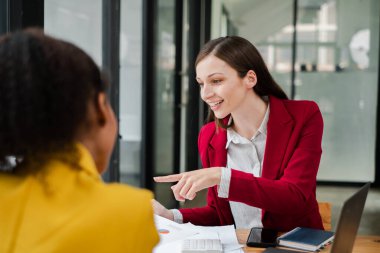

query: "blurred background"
left=1, top=0, right=379, bottom=234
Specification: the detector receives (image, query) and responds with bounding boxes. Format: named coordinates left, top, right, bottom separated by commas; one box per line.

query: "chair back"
left=318, top=202, right=332, bottom=231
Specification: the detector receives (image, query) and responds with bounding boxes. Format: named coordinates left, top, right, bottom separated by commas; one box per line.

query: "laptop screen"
left=330, top=182, right=370, bottom=253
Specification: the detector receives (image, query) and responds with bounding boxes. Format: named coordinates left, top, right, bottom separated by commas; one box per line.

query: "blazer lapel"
left=262, top=96, right=294, bottom=179
left=209, top=128, right=228, bottom=167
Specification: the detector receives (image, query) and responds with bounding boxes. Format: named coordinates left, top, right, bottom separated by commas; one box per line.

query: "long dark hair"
left=0, top=28, right=107, bottom=172
left=195, top=36, right=288, bottom=128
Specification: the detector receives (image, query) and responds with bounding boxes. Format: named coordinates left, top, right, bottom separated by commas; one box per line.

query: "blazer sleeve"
left=228, top=102, right=323, bottom=215
left=179, top=125, right=222, bottom=226
left=179, top=188, right=222, bottom=226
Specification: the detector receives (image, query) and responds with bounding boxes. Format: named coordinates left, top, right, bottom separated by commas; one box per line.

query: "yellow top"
left=0, top=143, right=159, bottom=253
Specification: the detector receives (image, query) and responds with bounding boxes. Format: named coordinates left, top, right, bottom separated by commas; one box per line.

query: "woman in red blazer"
left=154, top=36, right=324, bottom=232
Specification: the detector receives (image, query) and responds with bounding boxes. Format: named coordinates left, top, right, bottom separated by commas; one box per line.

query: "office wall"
left=212, top=0, right=379, bottom=183
left=119, top=0, right=143, bottom=186
left=44, top=0, right=102, bottom=66
left=296, top=0, right=379, bottom=182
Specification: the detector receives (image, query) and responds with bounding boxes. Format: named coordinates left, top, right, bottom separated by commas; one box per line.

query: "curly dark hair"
left=0, top=28, right=107, bottom=171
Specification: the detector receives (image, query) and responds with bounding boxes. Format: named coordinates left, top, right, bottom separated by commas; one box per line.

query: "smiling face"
left=196, top=55, right=255, bottom=119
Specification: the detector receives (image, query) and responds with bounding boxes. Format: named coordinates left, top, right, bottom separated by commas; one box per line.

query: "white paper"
left=194, top=224, right=244, bottom=252
left=154, top=215, right=198, bottom=244
left=153, top=215, right=243, bottom=253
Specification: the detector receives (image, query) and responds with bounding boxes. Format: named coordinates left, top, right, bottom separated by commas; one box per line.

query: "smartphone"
left=246, top=227, right=278, bottom=248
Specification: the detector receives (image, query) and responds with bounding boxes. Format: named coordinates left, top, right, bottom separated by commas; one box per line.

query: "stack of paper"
left=153, top=215, right=244, bottom=253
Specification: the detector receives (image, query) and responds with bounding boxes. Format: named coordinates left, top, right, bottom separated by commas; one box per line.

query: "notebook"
left=277, top=227, right=334, bottom=251
left=278, top=182, right=370, bottom=252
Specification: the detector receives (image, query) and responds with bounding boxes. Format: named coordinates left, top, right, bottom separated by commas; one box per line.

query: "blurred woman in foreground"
left=0, top=29, right=158, bottom=253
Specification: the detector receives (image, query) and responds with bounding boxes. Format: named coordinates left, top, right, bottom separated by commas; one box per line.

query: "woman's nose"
left=201, top=84, right=214, bottom=100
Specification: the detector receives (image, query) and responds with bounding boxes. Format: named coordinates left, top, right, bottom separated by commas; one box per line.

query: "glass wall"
left=45, top=0, right=145, bottom=186
left=211, top=0, right=379, bottom=183
left=295, top=0, right=379, bottom=182
left=43, top=0, right=379, bottom=185
left=214, top=0, right=294, bottom=96
left=119, top=0, right=143, bottom=187
left=44, top=0, right=102, bottom=66
left=153, top=0, right=177, bottom=208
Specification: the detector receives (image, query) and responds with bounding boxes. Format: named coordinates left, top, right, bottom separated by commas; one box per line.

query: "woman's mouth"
left=209, top=100, right=224, bottom=110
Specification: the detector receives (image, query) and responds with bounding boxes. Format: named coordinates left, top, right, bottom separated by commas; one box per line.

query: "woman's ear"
left=78, top=91, right=117, bottom=174
left=95, top=92, right=108, bottom=126
left=245, top=70, right=257, bottom=89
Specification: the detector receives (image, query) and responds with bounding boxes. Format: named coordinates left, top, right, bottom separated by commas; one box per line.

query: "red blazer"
left=179, top=96, right=324, bottom=231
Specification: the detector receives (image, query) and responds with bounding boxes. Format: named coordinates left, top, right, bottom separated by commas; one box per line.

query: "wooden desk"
left=236, top=229, right=380, bottom=253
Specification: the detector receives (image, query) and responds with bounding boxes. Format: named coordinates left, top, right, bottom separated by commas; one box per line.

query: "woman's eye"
left=212, top=79, right=221, bottom=84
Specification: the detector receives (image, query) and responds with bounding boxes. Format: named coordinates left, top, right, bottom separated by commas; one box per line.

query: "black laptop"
left=330, top=182, right=370, bottom=253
